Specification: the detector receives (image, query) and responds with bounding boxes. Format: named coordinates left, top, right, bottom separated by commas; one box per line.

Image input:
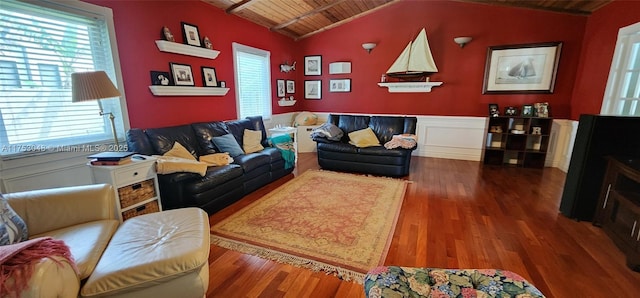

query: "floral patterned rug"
left=210, top=170, right=409, bottom=283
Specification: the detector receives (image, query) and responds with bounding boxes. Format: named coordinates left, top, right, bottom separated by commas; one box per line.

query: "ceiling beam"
left=226, top=0, right=256, bottom=14
left=270, top=0, right=347, bottom=31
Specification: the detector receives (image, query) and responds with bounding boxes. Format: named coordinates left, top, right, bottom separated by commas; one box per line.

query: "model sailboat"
left=378, top=28, right=443, bottom=93
left=386, top=28, right=438, bottom=80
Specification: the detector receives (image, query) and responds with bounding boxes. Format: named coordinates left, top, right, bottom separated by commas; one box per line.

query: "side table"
left=268, top=126, right=298, bottom=162
left=89, top=157, right=162, bottom=222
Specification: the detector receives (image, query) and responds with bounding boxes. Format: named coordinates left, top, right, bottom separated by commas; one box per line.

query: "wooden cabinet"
left=483, top=116, right=552, bottom=168
left=595, top=156, right=640, bottom=271
left=90, top=158, right=162, bottom=222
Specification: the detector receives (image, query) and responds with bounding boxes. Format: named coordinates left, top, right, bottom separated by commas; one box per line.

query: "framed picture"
left=170, top=62, right=194, bottom=86
left=286, top=80, right=295, bottom=93
left=304, top=80, right=321, bottom=99
left=329, top=79, right=351, bottom=92
left=201, top=67, right=218, bottom=87
left=489, top=103, right=499, bottom=117
left=482, top=42, right=562, bottom=94
left=150, top=70, right=172, bottom=86
left=276, top=79, right=285, bottom=97
left=304, top=55, right=322, bottom=76
left=504, top=106, right=518, bottom=116
left=219, top=81, right=226, bottom=88
left=534, top=102, right=550, bottom=117
left=522, top=104, right=534, bottom=117
left=181, top=22, right=201, bottom=47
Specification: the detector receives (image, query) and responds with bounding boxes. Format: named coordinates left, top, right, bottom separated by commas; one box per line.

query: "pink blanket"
left=1, top=237, right=77, bottom=297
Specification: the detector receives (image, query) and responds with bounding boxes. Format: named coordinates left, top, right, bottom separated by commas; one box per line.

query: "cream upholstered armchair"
left=5, top=184, right=119, bottom=298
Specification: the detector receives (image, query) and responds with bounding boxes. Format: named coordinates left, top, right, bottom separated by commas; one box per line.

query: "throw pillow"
left=293, top=111, right=318, bottom=127
left=310, top=122, right=343, bottom=141
left=243, top=129, right=264, bottom=154
left=163, top=142, right=196, bottom=161
left=1, top=193, right=28, bottom=245
left=348, top=127, right=381, bottom=148
left=212, top=134, right=245, bottom=157
left=200, top=153, right=234, bottom=166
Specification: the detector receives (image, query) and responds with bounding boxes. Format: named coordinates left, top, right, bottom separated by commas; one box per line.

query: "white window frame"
left=0, top=0, right=129, bottom=158
left=232, top=42, right=272, bottom=120
left=601, top=21, right=640, bottom=115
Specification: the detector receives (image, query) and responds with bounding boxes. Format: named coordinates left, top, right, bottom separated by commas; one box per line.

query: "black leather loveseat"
left=126, top=116, right=293, bottom=214
left=312, top=114, right=417, bottom=177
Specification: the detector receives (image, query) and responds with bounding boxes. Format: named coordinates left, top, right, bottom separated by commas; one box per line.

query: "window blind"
left=233, top=43, right=272, bottom=120
left=0, top=0, right=121, bottom=156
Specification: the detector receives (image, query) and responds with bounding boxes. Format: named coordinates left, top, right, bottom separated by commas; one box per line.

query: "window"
left=601, top=22, right=640, bottom=115
left=0, top=0, right=125, bottom=156
left=232, top=43, right=272, bottom=120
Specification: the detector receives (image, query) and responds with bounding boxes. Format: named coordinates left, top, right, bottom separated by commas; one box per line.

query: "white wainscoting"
left=0, top=114, right=578, bottom=193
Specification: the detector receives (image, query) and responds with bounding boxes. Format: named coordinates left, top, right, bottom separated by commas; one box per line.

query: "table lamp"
left=71, top=71, right=121, bottom=146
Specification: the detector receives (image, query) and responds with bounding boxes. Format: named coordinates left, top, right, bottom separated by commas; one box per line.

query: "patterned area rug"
left=210, top=170, right=409, bottom=283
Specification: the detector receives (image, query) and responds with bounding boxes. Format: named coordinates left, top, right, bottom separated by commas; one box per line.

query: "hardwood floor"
left=207, top=153, right=640, bottom=297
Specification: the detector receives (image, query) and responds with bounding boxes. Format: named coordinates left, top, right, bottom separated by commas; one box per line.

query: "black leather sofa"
left=312, top=114, right=418, bottom=177
left=126, top=116, right=293, bottom=214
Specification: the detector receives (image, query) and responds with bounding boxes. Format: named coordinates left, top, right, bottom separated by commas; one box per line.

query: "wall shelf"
left=148, top=86, right=229, bottom=96
left=377, top=82, right=443, bottom=93
left=155, top=40, right=220, bottom=59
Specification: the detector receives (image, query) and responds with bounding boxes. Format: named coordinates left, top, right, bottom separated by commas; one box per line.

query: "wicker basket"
left=122, top=200, right=160, bottom=221
left=117, top=179, right=156, bottom=208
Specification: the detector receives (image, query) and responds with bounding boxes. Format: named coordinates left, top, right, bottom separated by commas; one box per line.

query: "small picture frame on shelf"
left=304, top=80, right=321, bottom=99
left=488, top=103, right=500, bottom=117
left=276, top=79, right=285, bottom=97
left=219, top=81, right=226, bottom=88
left=150, top=70, right=172, bottom=86
left=201, top=67, right=218, bottom=87
left=504, top=106, right=518, bottom=116
left=329, top=79, right=351, bottom=92
left=534, top=102, right=550, bottom=117
left=202, top=36, right=212, bottom=49
left=304, top=55, right=322, bottom=76
left=286, top=80, right=295, bottom=93
left=161, top=26, right=175, bottom=42
left=522, top=104, right=533, bottom=117
left=181, top=22, right=201, bottom=47
left=170, top=62, right=195, bottom=86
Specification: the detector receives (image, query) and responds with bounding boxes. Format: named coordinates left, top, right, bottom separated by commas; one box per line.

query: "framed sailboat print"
left=482, top=42, right=562, bottom=94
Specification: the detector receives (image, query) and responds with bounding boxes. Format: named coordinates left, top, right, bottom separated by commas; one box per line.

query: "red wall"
left=86, top=0, right=640, bottom=127
left=296, top=0, right=587, bottom=118
left=570, top=0, right=640, bottom=120
left=86, top=0, right=298, bottom=129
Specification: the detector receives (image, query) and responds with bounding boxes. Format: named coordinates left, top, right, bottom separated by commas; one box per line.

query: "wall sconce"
left=362, top=42, right=377, bottom=53
left=454, top=36, right=472, bottom=48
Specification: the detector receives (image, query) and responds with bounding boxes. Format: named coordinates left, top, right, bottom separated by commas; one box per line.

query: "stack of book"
left=88, top=152, right=135, bottom=166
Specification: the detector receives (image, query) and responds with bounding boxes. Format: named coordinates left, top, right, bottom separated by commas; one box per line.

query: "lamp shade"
left=72, top=71, right=121, bottom=102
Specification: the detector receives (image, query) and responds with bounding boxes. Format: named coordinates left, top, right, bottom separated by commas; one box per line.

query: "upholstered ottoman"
left=364, top=266, right=545, bottom=298
left=80, top=208, right=210, bottom=298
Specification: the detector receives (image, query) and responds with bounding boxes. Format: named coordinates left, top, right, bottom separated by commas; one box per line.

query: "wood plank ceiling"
left=201, top=0, right=612, bottom=40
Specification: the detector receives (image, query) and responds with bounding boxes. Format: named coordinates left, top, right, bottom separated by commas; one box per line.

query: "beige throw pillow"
left=163, top=142, right=196, bottom=160
left=348, top=127, right=380, bottom=148
left=243, top=129, right=264, bottom=153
